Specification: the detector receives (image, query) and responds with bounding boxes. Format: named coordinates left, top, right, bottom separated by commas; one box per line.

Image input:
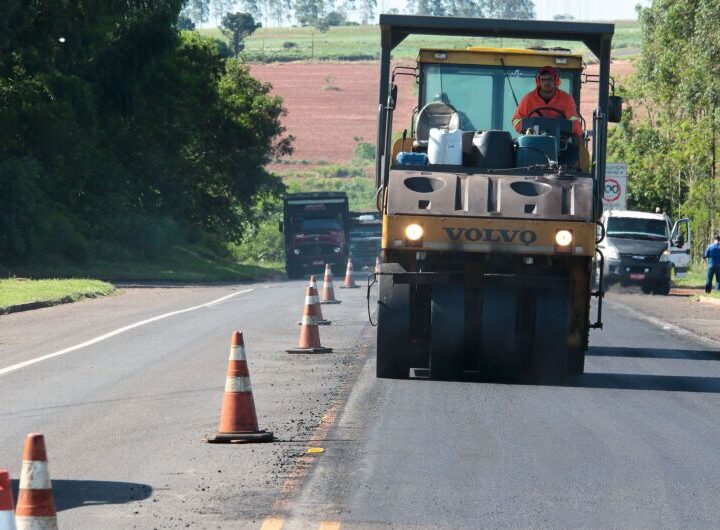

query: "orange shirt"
left=512, top=88, right=582, bottom=136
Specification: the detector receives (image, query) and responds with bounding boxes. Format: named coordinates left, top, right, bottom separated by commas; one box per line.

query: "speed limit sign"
left=603, top=163, right=627, bottom=210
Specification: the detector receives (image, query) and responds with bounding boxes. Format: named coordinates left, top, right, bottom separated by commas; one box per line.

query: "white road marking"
left=0, top=288, right=254, bottom=378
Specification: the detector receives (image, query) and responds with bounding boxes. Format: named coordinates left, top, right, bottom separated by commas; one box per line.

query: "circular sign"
left=603, top=178, right=621, bottom=202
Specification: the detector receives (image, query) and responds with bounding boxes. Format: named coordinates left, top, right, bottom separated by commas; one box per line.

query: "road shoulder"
left=606, top=287, right=720, bottom=345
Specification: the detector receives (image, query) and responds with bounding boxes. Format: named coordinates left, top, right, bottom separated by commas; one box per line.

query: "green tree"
left=606, top=0, right=720, bottom=257
left=358, top=0, right=377, bottom=23
left=183, top=0, right=210, bottom=24
left=221, top=12, right=261, bottom=56
left=482, top=0, right=534, bottom=19
left=177, top=14, right=196, bottom=29
left=0, top=1, right=292, bottom=264
left=324, top=11, right=347, bottom=26
left=443, top=0, right=483, bottom=17
left=295, top=0, right=327, bottom=26
left=211, top=0, right=236, bottom=20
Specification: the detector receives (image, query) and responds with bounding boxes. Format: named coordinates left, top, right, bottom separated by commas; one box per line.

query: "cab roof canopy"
left=379, top=14, right=614, bottom=59
left=375, top=15, right=616, bottom=192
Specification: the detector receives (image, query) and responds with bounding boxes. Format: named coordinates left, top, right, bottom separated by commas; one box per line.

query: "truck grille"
left=619, top=253, right=659, bottom=263
left=296, top=245, right=337, bottom=256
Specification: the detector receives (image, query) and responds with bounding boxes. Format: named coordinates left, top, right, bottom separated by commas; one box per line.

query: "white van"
left=597, top=210, right=691, bottom=294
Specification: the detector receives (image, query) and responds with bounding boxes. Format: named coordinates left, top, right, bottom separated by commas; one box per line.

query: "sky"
left=205, top=0, right=655, bottom=26
left=377, top=0, right=653, bottom=21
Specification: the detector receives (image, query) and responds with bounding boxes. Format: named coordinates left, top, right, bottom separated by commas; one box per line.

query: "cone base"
left=286, top=346, right=333, bottom=354
left=339, top=285, right=360, bottom=289
left=320, top=300, right=342, bottom=304
left=298, top=320, right=331, bottom=325
left=205, top=430, right=274, bottom=444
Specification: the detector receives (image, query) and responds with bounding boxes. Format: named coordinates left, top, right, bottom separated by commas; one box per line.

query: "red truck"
left=281, top=192, right=350, bottom=279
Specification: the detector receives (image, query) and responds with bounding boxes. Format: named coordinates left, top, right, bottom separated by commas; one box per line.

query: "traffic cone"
left=299, top=276, right=330, bottom=325
left=15, top=434, right=57, bottom=530
left=340, top=258, right=359, bottom=289
left=375, top=256, right=382, bottom=274
left=287, top=285, right=333, bottom=354
left=0, top=470, right=16, bottom=530
left=206, top=332, right=274, bottom=443
left=320, top=264, right=341, bottom=304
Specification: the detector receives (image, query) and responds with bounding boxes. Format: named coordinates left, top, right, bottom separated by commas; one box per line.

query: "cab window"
left=421, top=63, right=576, bottom=136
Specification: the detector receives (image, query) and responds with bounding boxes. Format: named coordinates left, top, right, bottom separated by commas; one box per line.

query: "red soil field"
left=250, top=60, right=634, bottom=163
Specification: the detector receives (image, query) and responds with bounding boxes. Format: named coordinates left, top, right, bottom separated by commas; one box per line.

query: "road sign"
left=603, top=163, right=627, bottom=210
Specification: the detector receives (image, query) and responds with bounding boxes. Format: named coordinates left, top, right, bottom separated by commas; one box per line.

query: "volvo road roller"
left=373, top=15, right=621, bottom=381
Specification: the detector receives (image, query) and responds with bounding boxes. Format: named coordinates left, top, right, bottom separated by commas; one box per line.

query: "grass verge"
left=2, top=243, right=285, bottom=284
left=0, top=279, right=116, bottom=313
left=673, top=264, right=707, bottom=289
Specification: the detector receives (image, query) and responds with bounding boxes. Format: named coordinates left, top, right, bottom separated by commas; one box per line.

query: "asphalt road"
left=3, top=280, right=720, bottom=528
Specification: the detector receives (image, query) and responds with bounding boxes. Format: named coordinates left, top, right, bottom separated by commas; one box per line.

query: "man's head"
left=714, top=234, right=720, bottom=242
left=536, top=66, right=560, bottom=97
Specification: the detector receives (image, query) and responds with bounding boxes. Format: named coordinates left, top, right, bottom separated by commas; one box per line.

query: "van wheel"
left=653, top=281, right=671, bottom=295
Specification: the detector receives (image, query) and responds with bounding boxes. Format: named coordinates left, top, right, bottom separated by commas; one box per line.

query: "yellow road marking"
left=260, top=517, right=285, bottom=530
left=318, top=522, right=341, bottom=530
left=307, top=447, right=324, bottom=454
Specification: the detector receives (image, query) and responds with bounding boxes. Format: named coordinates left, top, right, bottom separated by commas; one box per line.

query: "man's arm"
left=560, top=93, right=583, bottom=137
left=512, top=95, right=530, bottom=133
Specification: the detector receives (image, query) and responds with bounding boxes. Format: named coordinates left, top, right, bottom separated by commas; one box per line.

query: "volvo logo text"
left=443, top=227, right=538, bottom=245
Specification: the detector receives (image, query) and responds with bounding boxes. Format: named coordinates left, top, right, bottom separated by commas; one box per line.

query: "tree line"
left=0, top=1, right=292, bottom=265
left=182, top=0, right=535, bottom=31
left=607, top=0, right=720, bottom=257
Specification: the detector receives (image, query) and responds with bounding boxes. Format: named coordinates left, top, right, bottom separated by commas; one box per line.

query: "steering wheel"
left=529, top=107, right=567, bottom=119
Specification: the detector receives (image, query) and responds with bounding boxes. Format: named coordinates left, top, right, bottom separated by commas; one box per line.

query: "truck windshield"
left=606, top=218, right=667, bottom=240
left=421, top=64, right=576, bottom=136
left=298, top=218, right=343, bottom=233
left=351, top=224, right=381, bottom=236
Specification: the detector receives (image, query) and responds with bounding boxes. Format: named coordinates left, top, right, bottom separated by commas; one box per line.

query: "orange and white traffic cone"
left=340, top=258, right=359, bottom=289
left=320, top=264, right=341, bottom=304
left=375, top=256, right=382, bottom=274
left=206, top=332, right=274, bottom=443
left=0, top=470, right=16, bottom=530
left=299, top=276, right=330, bottom=325
left=15, top=434, right=57, bottom=530
left=287, top=285, right=333, bottom=354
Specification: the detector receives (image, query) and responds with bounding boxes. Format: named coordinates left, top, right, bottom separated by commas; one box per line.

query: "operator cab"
left=393, top=47, right=588, bottom=173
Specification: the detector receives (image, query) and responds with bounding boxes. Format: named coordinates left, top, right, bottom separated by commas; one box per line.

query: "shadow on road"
left=569, top=372, right=720, bottom=393
left=11, top=479, right=152, bottom=511
left=588, top=346, right=720, bottom=361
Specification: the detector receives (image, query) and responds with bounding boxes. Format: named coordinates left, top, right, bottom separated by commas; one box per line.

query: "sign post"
left=603, top=163, right=628, bottom=211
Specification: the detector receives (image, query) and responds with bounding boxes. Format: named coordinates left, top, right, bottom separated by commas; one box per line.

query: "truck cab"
left=597, top=210, right=691, bottom=294
left=282, top=192, right=350, bottom=279
left=349, top=212, right=382, bottom=270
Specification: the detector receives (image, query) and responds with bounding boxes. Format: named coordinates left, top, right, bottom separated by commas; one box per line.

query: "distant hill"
left=199, top=20, right=640, bottom=63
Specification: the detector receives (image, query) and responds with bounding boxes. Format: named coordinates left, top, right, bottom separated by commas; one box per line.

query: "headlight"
left=555, top=230, right=573, bottom=247
left=405, top=224, right=424, bottom=241
left=293, top=249, right=301, bottom=255
left=659, top=249, right=671, bottom=262
left=333, top=246, right=342, bottom=254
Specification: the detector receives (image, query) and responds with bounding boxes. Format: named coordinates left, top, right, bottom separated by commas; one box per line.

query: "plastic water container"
left=396, top=151, right=429, bottom=166
left=428, top=128, right=463, bottom=165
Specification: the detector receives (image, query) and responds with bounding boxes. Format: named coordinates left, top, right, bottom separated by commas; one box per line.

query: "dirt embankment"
left=251, top=60, right=635, bottom=163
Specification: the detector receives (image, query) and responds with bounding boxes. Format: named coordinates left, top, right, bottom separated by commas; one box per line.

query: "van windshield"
left=606, top=218, right=667, bottom=240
